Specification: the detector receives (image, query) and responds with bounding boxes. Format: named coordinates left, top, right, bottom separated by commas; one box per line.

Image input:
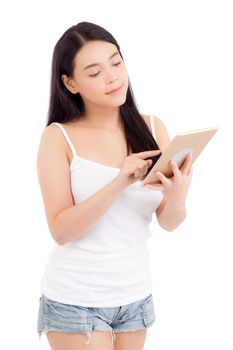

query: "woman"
left=36, top=21, right=193, bottom=350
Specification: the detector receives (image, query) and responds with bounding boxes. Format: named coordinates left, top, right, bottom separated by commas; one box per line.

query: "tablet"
left=141, top=126, right=218, bottom=185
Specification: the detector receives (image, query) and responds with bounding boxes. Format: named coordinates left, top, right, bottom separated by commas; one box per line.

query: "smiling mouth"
left=106, top=85, right=123, bottom=94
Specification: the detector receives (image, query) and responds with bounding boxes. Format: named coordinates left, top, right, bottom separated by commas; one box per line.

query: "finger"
left=146, top=159, right=153, bottom=167
left=170, top=160, right=181, bottom=177
left=144, top=184, right=164, bottom=191
left=180, top=152, right=193, bottom=175
left=136, top=150, right=161, bottom=159
left=134, top=167, right=141, bottom=177
left=187, top=166, right=193, bottom=177
left=156, top=171, right=171, bottom=187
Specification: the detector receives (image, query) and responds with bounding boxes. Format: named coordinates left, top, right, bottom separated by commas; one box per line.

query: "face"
left=61, top=40, right=129, bottom=109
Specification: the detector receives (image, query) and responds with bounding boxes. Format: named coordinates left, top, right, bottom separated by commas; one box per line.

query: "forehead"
left=74, top=40, right=119, bottom=69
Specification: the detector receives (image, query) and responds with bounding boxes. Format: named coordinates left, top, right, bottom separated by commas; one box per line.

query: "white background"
left=0, top=0, right=232, bottom=349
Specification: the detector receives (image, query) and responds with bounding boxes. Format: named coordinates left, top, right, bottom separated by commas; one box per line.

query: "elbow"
left=50, top=227, right=80, bottom=246
left=164, top=226, right=176, bottom=232
left=159, top=223, right=177, bottom=232
left=49, top=224, right=67, bottom=246
left=49, top=215, right=69, bottom=246
left=53, top=229, right=69, bottom=245
left=158, top=215, right=186, bottom=232
left=55, top=236, right=66, bottom=246
left=159, top=223, right=180, bottom=232
left=156, top=202, right=187, bottom=232
left=50, top=230, right=66, bottom=245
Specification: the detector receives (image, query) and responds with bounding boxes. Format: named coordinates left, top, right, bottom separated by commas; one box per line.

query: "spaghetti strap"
left=149, top=115, right=156, bottom=140
left=52, top=122, right=77, bottom=158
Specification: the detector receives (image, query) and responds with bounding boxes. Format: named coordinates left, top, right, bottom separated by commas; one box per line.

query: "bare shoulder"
left=141, top=114, right=171, bottom=151
left=36, top=123, right=74, bottom=244
left=41, top=121, right=66, bottom=138
left=38, top=122, right=63, bottom=142
left=38, top=122, right=70, bottom=159
left=36, top=122, right=71, bottom=190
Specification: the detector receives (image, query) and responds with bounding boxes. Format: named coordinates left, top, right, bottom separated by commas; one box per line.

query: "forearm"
left=52, top=177, right=125, bottom=245
left=157, top=198, right=186, bottom=231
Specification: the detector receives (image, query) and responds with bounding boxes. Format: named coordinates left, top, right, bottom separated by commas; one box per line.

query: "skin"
left=46, top=40, right=148, bottom=350
left=62, top=40, right=129, bottom=131
left=43, top=40, right=193, bottom=349
left=144, top=153, right=193, bottom=232
left=46, top=329, right=147, bottom=350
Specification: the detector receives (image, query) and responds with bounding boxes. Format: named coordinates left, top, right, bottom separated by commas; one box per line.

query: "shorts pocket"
left=139, top=294, right=156, bottom=327
left=44, top=296, right=91, bottom=332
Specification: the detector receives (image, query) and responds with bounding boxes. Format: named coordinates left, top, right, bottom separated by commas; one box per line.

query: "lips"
left=106, top=84, right=123, bottom=94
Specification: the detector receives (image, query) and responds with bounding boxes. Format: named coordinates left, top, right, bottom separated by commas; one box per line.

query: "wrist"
left=111, top=176, right=128, bottom=192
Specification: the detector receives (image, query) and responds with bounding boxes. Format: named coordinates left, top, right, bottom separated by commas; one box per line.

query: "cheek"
left=121, top=66, right=129, bottom=84
left=80, top=79, right=103, bottom=98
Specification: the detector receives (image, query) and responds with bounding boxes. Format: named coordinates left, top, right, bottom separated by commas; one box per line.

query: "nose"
left=105, top=66, right=118, bottom=84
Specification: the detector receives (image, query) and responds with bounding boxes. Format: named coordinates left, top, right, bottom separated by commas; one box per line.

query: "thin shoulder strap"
left=52, top=122, right=77, bottom=158
left=149, top=115, right=156, bottom=140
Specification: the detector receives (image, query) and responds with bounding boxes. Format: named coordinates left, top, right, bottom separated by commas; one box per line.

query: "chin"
left=110, top=97, right=127, bottom=107
left=118, top=96, right=127, bottom=106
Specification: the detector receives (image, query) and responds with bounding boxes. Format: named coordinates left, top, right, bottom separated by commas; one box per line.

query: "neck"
left=79, top=105, right=122, bottom=130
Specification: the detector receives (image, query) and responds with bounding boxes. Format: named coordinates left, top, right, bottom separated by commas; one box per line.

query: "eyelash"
left=89, top=62, right=122, bottom=77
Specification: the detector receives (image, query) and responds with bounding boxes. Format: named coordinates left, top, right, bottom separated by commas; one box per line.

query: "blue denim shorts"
left=37, top=293, right=156, bottom=345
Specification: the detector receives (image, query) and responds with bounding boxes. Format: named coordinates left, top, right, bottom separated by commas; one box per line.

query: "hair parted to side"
left=46, top=21, right=161, bottom=179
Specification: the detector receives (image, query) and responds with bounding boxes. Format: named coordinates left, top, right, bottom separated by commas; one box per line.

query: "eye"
left=89, top=72, right=100, bottom=77
left=88, top=61, right=122, bottom=77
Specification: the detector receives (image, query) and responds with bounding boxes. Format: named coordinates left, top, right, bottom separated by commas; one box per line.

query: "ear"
left=61, top=74, right=79, bottom=94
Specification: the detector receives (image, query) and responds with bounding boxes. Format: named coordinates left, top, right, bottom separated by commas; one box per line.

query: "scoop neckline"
left=69, top=154, right=149, bottom=187
left=70, top=154, right=121, bottom=170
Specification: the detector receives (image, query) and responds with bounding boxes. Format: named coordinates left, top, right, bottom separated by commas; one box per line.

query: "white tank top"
left=40, top=115, right=163, bottom=307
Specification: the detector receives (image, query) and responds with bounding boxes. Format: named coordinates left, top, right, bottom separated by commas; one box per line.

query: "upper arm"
left=36, top=124, right=74, bottom=242
left=153, top=116, right=171, bottom=150
left=149, top=115, right=171, bottom=217
left=141, top=114, right=171, bottom=150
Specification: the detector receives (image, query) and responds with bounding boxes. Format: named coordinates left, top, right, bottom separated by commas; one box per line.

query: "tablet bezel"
left=141, top=126, right=218, bottom=185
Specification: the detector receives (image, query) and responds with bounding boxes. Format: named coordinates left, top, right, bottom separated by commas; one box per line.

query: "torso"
left=58, top=115, right=155, bottom=168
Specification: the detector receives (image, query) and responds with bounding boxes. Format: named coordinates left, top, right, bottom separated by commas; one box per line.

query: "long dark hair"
left=46, top=21, right=161, bottom=178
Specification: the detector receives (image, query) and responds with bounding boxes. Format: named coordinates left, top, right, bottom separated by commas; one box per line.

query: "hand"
left=115, top=150, right=161, bottom=188
left=143, top=152, right=193, bottom=204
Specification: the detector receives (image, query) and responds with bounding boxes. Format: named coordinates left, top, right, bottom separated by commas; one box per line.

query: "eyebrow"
left=83, top=51, right=120, bottom=71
